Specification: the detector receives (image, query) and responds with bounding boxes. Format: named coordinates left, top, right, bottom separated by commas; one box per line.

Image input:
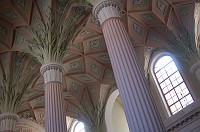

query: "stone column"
left=40, top=63, right=67, bottom=132
left=93, top=0, right=166, bottom=132
left=0, top=113, right=19, bottom=132
left=194, top=3, right=200, bottom=45
left=190, top=61, right=200, bottom=82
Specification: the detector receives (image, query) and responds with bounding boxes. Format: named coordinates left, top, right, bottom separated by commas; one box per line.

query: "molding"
left=93, top=0, right=123, bottom=24
left=40, top=63, right=65, bottom=84
left=164, top=100, right=200, bottom=131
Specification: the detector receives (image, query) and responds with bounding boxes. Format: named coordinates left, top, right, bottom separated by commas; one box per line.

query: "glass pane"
left=160, top=82, right=167, bottom=89
left=154, top=55, right=194, bottom=115
left=156, top=71, right=162, bottom=78
left=74, top=122, right=85, bottom=132
left=186, top=95, right=194, bottom=104
left=172, top=96, right=178, bottom=103
left=175, top=102, right=181, bottom=110
left=167, top=84, right=173, bottom=91
left=165, top=93, right=171, bottom=100
left=163, top=87, right=168, bottom=94
left=170, top=105, right=176, bottom=113
left=155, top=56, right=172, bottom=71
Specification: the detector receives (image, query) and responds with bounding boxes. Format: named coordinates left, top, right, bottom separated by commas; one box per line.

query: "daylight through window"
left=154, top=55, right=194, bottom=115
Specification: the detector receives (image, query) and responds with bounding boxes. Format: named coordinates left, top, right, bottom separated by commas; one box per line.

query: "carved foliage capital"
left=40, top=63, right=65, bottom=84
left=0, top=113, right=19, bottom=131
left=93, top=0, right=123, bottom=24
left=0, top=113, right=19, bottom=122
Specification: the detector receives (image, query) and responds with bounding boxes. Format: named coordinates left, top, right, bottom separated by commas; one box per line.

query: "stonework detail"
left=70, top=61, right=81, bottom=70
left=80, top=29, right=94, bottom=36
left=132, top=0, right=146, bottom=5
left=56, top=0, right=69, bottom=15
left=16, top=0, right=26, bottom=10
left=0, top=113, right=19, bottom=132
left=1, top=11, right=18, bottom=20
left=79, top=75, right=93, bottom=82
left=36, top=96, right=45, bottom=105
left=133, top=23, right=142, bottom=34
left=67, top=104, right=78, bottom=114
left=93, top=0, right=123, bottom=24
left=40, top=113, right=45, bottom=121
left=91, top=17, right=100, bottom=26
left=190, top=61, right=200, bottom=82
left=91, top=64, right=100, bottom=73
left=156, top=0, right=166, bottom=15
left=99, top=55, right=110, bottom=62
left=89, top=39, right=103, bottom=48
left=72, top=82, right=80, bottom=93
left=72, top=42, right=81, bottom=49
left=15, top=32, right=26, bottom=44
left=40, top=63, right=65, bottom=84
left=0, top=24, right=7, bottom=37
left=141, top=14, right=154, bottom=21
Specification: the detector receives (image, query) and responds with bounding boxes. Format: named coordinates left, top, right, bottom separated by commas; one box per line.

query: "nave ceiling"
left=0, top=0, right=197, bottom=127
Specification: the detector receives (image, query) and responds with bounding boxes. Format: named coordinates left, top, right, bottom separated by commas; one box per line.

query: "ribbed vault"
left=0, top=0, right=196, bottom=128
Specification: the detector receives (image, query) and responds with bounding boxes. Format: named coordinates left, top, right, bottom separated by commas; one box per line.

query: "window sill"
left=164, top=99, right=200, bottom=132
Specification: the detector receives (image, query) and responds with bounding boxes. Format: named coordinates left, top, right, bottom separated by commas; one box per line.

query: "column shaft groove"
left=102, top=18, right=165, bottom=132
left=45, top=82, right=66, bottom=132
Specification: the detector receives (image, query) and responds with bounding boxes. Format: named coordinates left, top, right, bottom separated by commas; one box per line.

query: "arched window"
left=71, top=121, right=85, bottom=132
left=153, top=55, right=194, bottom=116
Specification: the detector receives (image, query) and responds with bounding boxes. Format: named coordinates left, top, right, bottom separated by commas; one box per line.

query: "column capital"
left=93, top=0, right=123, bottom=24
left=40, top=63, right=65, bottom=84
left=0, top=113, right=19, bottom=122
left=0, top=113, right=19, bottom=132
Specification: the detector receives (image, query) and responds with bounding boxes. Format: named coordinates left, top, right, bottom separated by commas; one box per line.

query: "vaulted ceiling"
left=0, top=0, right=197, bottom=128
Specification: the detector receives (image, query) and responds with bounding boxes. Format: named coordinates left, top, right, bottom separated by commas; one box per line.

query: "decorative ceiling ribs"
left=0, top=0, right=197, bottom=126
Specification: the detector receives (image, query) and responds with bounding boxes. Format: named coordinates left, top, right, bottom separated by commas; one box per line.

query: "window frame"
left=150, top=52, right=196, bottom=117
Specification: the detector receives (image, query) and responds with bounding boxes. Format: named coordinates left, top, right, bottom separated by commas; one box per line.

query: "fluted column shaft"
left=40, top=63, right=67, bottom=132
left=93, top=0, right=165, bottom=132
left=0, top=113, right=19, bottom=132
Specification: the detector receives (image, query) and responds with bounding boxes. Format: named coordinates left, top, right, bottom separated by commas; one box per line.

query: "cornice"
left=165, top=100, right=200, bottom=132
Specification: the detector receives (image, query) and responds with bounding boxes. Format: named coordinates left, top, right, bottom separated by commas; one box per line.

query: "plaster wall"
left=112, top=98, right=129, bottom=132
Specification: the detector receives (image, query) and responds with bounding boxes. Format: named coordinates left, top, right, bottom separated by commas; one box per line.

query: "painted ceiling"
left=0, top=0, right=197, bottom=128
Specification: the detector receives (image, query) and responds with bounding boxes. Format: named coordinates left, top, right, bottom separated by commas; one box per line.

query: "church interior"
left=1, top=0, right=200, bottom=132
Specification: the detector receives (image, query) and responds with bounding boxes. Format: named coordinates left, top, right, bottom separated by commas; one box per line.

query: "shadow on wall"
left=105, top=89, right=130, bottom=132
